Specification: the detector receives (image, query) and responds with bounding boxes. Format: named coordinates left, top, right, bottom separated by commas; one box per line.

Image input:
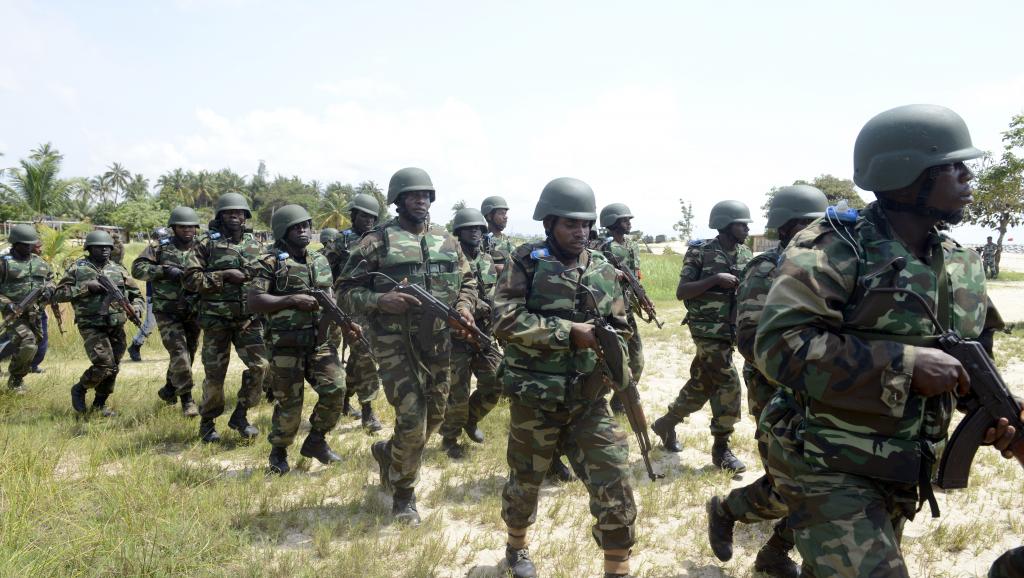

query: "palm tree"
left=126, top=173, right=150, bottom=201
left=189, top=170, right=214, bottom=207
left=157, top=168, right=192, bottom=206
left=6, top=147, right=74, bottom=217
left=317, top=188, right=352, bottom=229
left=90, top=174, right=114, bottom=205
left=104, top=162, right=131, bottom=201
left=29, top=143, right=60, bottom=162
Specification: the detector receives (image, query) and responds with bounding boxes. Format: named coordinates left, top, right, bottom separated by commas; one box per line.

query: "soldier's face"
left=728, top=222, right=749, bottom=243
left=12, top=243, right=33, bottom=259
left=552, top=217, right=590, bottom=256
left=173, top=225, right=197, bottom=243
left=352, top=211, right=377, bottom=234
left=616, top=217, right=633, bottom=234
left=220, top=209, right=247, bottom=230
left=926, top=162, right=974, bottom=224
left=488, top=209, right=508, bottom=230
left=32, top=242, right=42, bottom=256
left=458, top=226, right=483, bottom=247
left=88, top=245, right=111, bottom=262
left=401, top=191, right=431, bottom=222
left=285, top=221, right=312, bottom=249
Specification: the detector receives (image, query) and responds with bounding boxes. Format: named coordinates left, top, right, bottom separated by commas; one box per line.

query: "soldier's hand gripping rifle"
left=96, top=275, right=143, bottom=327
left=0, top=286, right=45, bottom=338
left=601, top=245, right=663, bottom=329
left=863, top=257, right=1023, bottom=490
left=307, top=288, right=376, bottom=363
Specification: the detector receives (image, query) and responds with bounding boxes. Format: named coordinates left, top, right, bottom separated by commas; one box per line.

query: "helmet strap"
left=877, top=168, right=961, bottom=222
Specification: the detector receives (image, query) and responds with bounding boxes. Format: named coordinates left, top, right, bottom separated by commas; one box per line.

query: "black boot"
left=754, top=534, right=799, bottom=578
left=505, top=545, right=537, bottom=578
left=300, top=429, right=342, bottom=464
left=199, top=419, right=221, bottom=443
left=706, top=496, right=736, bottom=562
left=342, top=395, right=360, bottom=419
left=180, top=392, right=199, bottom=417
left=156, top=383, right=177, bottom=404
left=371, top=440, right=392, bottom=491
left=545, top=455, right=573, bottom=483
left=92, top=394, right=116, bottom=417
left=441, top=436, right=466, bottom=459
left=652, top=415, right=682, bottom=452
left=70, top=383, right=87, bottom=414
left=127, top=342, right=142, bottom=362
left=392, top=487, right=420, bottom=525
left=227, top=404, right=259, bottom=440
left=464, top=418, right=484, bottom=444
left=8, top=376, right=25, bottom=394
left=712, top=438, right=747, bottom=473
left=268, top=446, right=289, bottom=475
left=361, top=403, right=382, bottom=432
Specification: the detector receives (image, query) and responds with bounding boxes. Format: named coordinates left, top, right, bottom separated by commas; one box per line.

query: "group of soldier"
left=2, top=102, right=1023, bottom=578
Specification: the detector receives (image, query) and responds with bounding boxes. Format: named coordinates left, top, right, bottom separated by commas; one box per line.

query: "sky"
left=1, top=0, right=1022, bottom=242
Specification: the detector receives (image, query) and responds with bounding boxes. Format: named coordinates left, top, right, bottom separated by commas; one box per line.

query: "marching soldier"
left=0, top=224, right=54, bottom=393
left=482, top=195, right=515, bottom=275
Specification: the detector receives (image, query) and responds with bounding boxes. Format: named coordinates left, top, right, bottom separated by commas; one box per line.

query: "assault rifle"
left=0, top=287, right=50, bottom=357
left=863, top=256, right=1023, bottom=490
left=600, top=239, right=663, bottom=328
left=96, top=274, right=143, bottom=327
left=308, top=288, right=375, bottom=363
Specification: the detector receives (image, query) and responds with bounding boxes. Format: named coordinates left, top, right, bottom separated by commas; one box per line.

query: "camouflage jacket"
left=681, top=236, right=751, bottom=341
left=328, top=228, right=363, bottom=279
left=250, top=245, right=334, bottom=349
left=111, top=235, right=124, bottom=265
left=55, top=258, right=144, bottom=328
left=981, top=241, right=999, bottom=262
left=755, top=202, right=1001, bottom=485
left=736, top=244, right=782, bottom=419
left=484, top=232, right=517, bottom=266
left=462, top=247, right=498, bottom=336
left=183, top=230, right=264, bottom=325
left=0, top=253, right=53, bottom=312
left=131, top=237, right=197, bottom=314
left=493, top=242, right=630, bottom=409
left=336, top=218, right=477, bottom=338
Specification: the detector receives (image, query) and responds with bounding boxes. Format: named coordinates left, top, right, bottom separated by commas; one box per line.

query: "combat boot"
left=651, top=415, right=682, bottom=452
left=712, top=438, right=747, bottom=473
left=392, top=488, right=420, bottom=525
left=268, top=446, right=289, bottom=475
left=371, top=440, right=393, bottom=491
left=753, top=537, right=799, bottom=578
left=180, top=392, right=199, bottom=417
left=463, top=418, right=484, bottom=444
left=70, top=383, right=87, bottom=414
left=546, top=455, right=573, bottom=483
left=300, top=429, right=342, bottom=464
left=361, top=403, right=382, bottom=432
left=127, top=342, right=142, bottom=362
left=342, top=395, right=360, bottom=419
left=441, top=436, right=466, bottom=460
left=92, top=394, right=117, bottom=417
left=227, top=404, right=259, bottom=440
left=199, top=419, right=221, bottom=443
left=156, top=383, right=177, bottom=404
left=706, top=496, right=736, bottom=562
left=8, top=376, right=26, bottom=394
left=505, top=545, right=537, bottom=578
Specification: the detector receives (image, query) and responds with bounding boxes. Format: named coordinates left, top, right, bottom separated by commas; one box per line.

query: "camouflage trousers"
left=375, top=329, right=451, bottom=491
left=4, top=318, right=39, bottom=380
left=153, top=311, right=200, bottom=396
left=440, top=341, right=502, bottom=440
left=267, top=344, right=344, bottom=447
left=990, top=546, right=1024, bottom=578
left=666, top=336, right=741, bottom=437
left=77, top=325, right=127, bottom=396
left=761, top=397, right=915, bottom=578
left=626, top=311, right=644, bottom=381
left=722, top=415, right=791, bottom=547
left=502, top=398, right=637, bottom=551
left=198, top=320, right=268, bottom=420
left=343, top=330, right=381, bottom=403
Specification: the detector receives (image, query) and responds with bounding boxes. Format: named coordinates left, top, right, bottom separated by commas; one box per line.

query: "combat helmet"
left=481, top=196, right=509, bottom=217
left=765, top=185, right=828, bottom=229
left=452, top=208, right=487, bottom=232
left=84, top=230, right=114, bottom=247
left=214, top=192, right=253, bottom=218
left=350, top=193, right=381, bottom=218
left=532, top=177, right=597, bottom=221
left=387, top=168, right=435, bottom=204
left=8, top=224, right=39, bottom=245
left=271, top=204, right=312, bottom=241
left=599, top=203, right=634, bottom=228
left=708, top=200, right=752, bottom=230
left=168, top=206, right=200, bottom=227
left=854, top=104, right=984, bottom=192
left=320, top=228, right=340, bottom=244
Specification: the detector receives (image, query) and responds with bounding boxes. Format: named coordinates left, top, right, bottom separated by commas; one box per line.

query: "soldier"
left=333, top=193, right=384, bottom=431
left=56, top=231, right=144, bottom=416
left=596, top=203, right=645, bottom=414
left=495, top=177, right=637, bottom=578
left=482, top=195, right=516, bottom=274
left=337, top=167, right=477, bottom=525
left=131, top=209, right=202, bottom=416
left=0, top=224, right=54, bottom=393
left=438, top=208, right=502, bottom=459
left=754, top=104, right=1005, bottom=576
left=110, top=232, right=125, bottom=265
left=183, top=192, right=268, bottom=443
left=982, top=236, right=1000, bottom=279
left=248, top=205, right=346, bottom=474
left=705, top=185, right=827, bottom=577
left=652, top=200, right=752, bottom=472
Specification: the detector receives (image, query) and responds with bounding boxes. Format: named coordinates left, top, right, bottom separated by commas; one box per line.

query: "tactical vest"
left=0, top=254, right=51, bottom=305
left=148, top=238, right=196, bottom=314
left=68, top=260, right=131, bottom=327
left=683, top=238, right=749, bottom=340
left=198, top=231, right=262, bottom=320
left=260, top=248, right=334, bottom=349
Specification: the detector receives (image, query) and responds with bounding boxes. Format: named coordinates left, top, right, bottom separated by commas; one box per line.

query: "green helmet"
left=599, top=203, right=634, bottom=228
left=532, top=177, right=597, bottom=221
left=350, top=193, right=381, bottom=218
left=168, top=206, right=200, bottom=226
left=452, top=208, right=487, bottom=232
left=481, top=196, right=509, bottom=217
left=214, top=192, right=253, bottom=218
left=271, top=204, right=312, bottom=241
left=8, top=224, right=39, bottom=245
left=854, top=104, right=984, bottom=192
left=84, top=230, right=114, bottom=248
left=387, top=167, right=435, bottom=204
left=766, top=185, right=828, bottom=229
left=320, top=228, right=340, bottom=244
left=708, top=200, right=752, bottom=230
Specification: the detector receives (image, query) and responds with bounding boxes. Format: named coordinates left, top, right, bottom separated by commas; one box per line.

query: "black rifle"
left=0, top=286, right=45, bottom=337
left=50, top=301, right=66, bottom=335
left=308, top=288, right=375, bottom=363
left=600, top=241, right=663, bottom=329
left=96, top=274, right=142, bottom=327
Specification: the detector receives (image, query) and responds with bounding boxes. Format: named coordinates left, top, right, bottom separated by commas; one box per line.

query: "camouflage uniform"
left=597, top=236, right=644, bottom=381
left=251, top=246, right=343, bottom=448
left=183, top=230, right=267, bottom=420
left=332, top=229, right=381, bottom=403
left=666, top=237, right=750, bottom=437
left=495, top=242, right=637, bottom=553
left=55, top=258, right=143, bottom=398
left=337, top=218, right=477, bottom=491
left=982, top=241, right=1000, bottom=279
left=484, top=232, right=517, bottom=269
left=0, top=252, right=53, bottom=385
left=755, top=202, right=1002, bottom=577
left=439, top=248, right=501, bottom=441
left=131, top=237, right=200, bottom=397
left=110, top=233, right=124, bottom=265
